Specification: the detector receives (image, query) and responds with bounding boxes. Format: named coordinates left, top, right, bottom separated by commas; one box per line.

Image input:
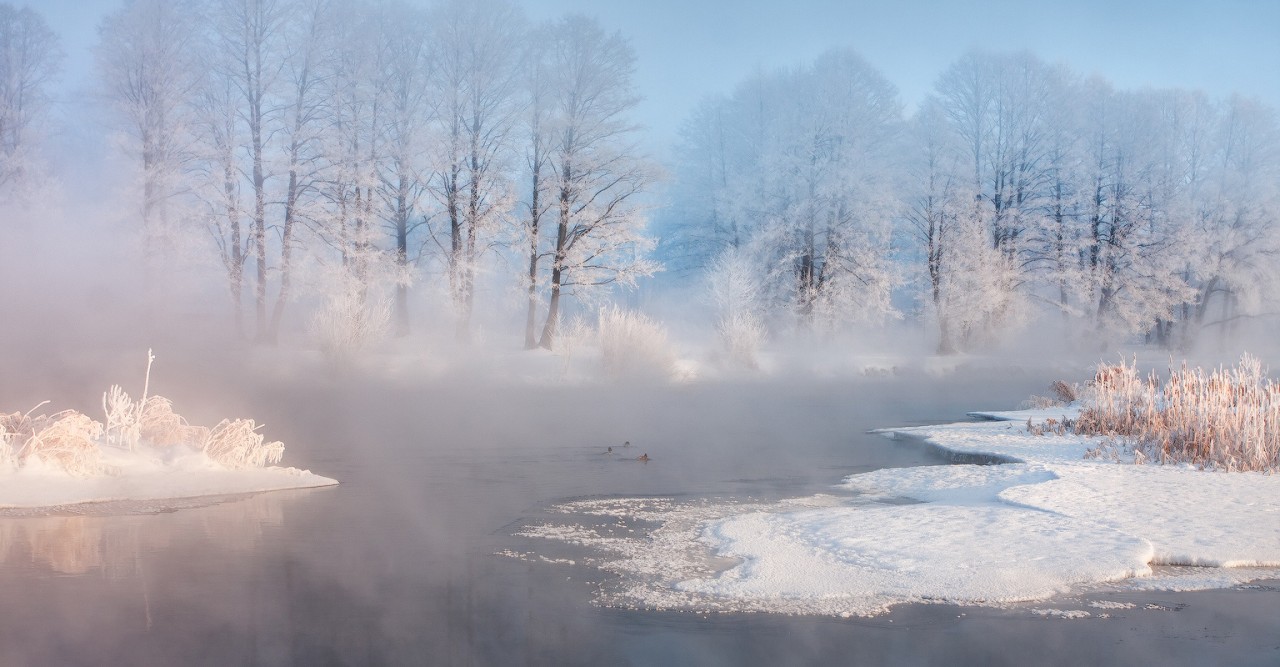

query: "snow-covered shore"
left=0, top=444, right=337, bottom=510
left=520, top=408, right=1280, bottom=616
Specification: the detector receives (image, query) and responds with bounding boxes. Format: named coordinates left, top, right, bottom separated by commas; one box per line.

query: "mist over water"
left=0, top=328, right=1277, bottom=664
left=1, top=0, right=1278, bottom=664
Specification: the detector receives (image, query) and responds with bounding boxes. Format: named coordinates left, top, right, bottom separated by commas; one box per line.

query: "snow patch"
left=1088, top=600, right=1135, bottom=610
left=680, top=504, right=1150, bottom=610
left=520, top=408, right=1280, bottom=617
left=1030, top=608, right=1092, bottom=619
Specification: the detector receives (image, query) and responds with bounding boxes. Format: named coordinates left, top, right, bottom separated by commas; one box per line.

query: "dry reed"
left=1075, top=354, right=1280, bottom=472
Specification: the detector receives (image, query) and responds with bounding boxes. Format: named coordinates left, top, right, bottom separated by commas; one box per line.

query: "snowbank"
left=0, top=447, right=336, bottom=509
left=520, top=408, right=1280, bottom=616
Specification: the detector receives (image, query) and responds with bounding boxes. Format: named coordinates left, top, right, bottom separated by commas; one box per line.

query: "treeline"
left=5, top=1, right=1278, bottom=357
left=668, top=50, right=1280, bottom=353
left=86, top=0, right=654, bottom=349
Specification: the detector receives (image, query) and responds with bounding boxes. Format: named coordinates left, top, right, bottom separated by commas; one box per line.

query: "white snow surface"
left=0, top=445, right=337, bottom=510
left=678, top=504, right=1151, bottom=609
left=523, top=408, right=1280, bottom=616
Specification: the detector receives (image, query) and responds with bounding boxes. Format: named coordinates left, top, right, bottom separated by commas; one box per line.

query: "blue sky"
left=28, top=0, right=1280, bottom=153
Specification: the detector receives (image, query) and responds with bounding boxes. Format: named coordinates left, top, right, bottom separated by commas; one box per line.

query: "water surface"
left=0, top=356, right=1275, bottom=666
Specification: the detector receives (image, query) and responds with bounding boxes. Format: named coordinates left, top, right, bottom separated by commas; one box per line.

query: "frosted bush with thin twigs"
left=310, top=289, right=391, bottom=358
left=102, top=384, right=139, bottom=448
left=553, top=316, right=592, bottom=379
left=706, top=249, right=766, bottom=368
left=1076, top=354, right=1280, bottom=472
left=0, top=422, right=15, bottom=473
left=138, top=395, right=195, bottom=446
left=202, top=419, right=285, bottom=470
left=597, top=306, right=677, bottom=378
left=15, top=411, right=107, bottom=477
left=717, top=312, right=766, bottom=369
left=1021, top=380, right=1081, bottom=409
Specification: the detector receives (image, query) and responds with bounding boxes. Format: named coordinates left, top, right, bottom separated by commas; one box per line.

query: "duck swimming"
left=638, top=453, right=649, bottom=462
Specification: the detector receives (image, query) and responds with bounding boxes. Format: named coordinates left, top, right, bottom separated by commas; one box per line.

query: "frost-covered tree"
left=668, top=49, right=902, bottom=335
left=373, top=2, right=432, bottom=337
left=664, top=94, right=745, bottom=273
left=209, top=0, right=288, bottom=341
left=96, top=0, right=201, bottom=272
left=264, top=0, right=334, bottom=343
left=535, top=15, right=657, bottom=350
left=903, top=97, right=962, bottom=352
left=314, top=1, right=381, bottom=288
left=429, top=0, right=525, bottom=342
left=192, top=70, right=251, bottom=334
left=0, top=3, right=60, bottom=193
left=1184, top=95, right=1280, bottom=346
left=932, top=51, right=1062, bottom=336
left=777, top=50, right=901, bottom=329
left=519, top=33, right=556, bottom=348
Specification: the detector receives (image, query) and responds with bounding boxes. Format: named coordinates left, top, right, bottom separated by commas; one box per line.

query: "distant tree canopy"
left=669, top=49, right=1280, bottom=353
left=0, top=3, right=61, bottom=192
left=11, top=0, right=1280, bottom=357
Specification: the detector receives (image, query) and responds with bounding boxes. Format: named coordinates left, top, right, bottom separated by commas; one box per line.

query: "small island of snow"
left=0, top=353, right=336, bottom=510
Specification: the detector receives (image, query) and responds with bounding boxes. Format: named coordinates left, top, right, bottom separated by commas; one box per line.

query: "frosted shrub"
left=717, top=312, right=765, bottom=369
left=310, top=289, right=391, bottom=359
left=2, top=408, right=47, bottom=472
left=19, top=411, right=107, bottom=477
left=1075, top=355, right=1280, bottom=471
left=138, top=395, right=201, bottom=447
left=597, top=306, right=676, bottom=379
left=1020, top=380, right=1082, bottom=409
left=0, top=422, right=14, bottom=473
left=102, top=384, right=139, bottom=448
left=706, top=249, right=766, bottom=369
left=553, top=316, right=592, bottom=379
left=202, top=419, right=285, bottom=470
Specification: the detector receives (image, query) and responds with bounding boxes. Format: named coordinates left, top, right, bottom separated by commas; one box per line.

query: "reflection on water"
left=0, top=492, right=297, bottom=577
left=7, top=517, right=108, bottom=576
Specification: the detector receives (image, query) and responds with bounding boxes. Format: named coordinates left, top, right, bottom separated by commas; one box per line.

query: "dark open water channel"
left=0, top=353, right=1276, bottom=666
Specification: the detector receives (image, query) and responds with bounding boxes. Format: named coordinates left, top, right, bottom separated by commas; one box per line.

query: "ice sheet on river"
left=520, top=410, right=1280, bottom=616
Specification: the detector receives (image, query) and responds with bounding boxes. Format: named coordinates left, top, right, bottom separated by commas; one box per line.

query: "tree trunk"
left=538, top=162, right=572, bottom=350
left=446, top=159, right=462, bottom=338
left=249, top=79, right=268, bottom=342
left=224, top=159, right=244, bottom=339
left=394, top=170, right=410, bottom=337
left=524, top=160, right=543, bottom=349
left=267, top=159, right=298, bottom=345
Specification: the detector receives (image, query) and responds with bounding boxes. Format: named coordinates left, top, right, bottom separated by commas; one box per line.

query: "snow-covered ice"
left=677, top=503, right=1151, bottom=612
left=521, top=408, right=1280, bottom=616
